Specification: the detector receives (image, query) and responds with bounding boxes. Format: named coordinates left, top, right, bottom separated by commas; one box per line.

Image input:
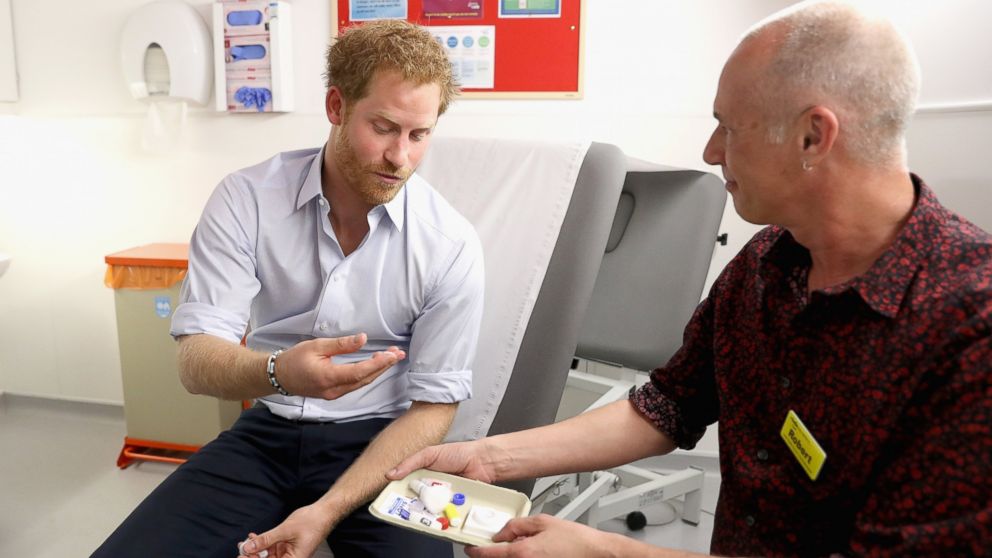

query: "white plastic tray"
left=369, top=469, right=532, bottom=547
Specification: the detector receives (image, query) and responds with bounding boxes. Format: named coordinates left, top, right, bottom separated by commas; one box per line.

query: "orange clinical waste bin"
left=105, top=243, right=242, bottom=468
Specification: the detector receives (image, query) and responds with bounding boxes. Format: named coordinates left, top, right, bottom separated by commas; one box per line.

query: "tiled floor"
left=0, top=394, right=717, bottom=557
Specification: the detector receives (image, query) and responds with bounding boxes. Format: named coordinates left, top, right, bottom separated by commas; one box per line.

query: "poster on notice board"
left=498, top=0, right=561, bottom=18
left=423, top=0, right=483, bottom=19
left=350, top=0, right=408, bottom=21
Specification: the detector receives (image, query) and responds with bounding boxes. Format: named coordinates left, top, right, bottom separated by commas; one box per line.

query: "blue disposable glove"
left=234, top=87, right=272, bottom=112
left=230, top=44, right=267, bottom=61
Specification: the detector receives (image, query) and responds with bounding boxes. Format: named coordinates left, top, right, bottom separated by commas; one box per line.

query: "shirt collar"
left=295, top=145, right=326, bottom=210
left=294, top=144, right=408, bottom=232
left=848, top=175, right=942, bottom=317
left=763, top=174, right=940, bottom=318
left=382, top=181, right=407, bottom=232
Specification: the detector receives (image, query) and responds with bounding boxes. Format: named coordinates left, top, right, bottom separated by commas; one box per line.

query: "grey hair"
left=744, top=1, right=920, bottom=164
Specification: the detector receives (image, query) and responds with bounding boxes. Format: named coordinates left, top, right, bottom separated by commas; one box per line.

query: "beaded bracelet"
left=266, top=349, right=290, bottom=396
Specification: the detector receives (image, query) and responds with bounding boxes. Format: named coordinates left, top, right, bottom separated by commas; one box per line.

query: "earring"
left=802, top=160, right=813, bottom=172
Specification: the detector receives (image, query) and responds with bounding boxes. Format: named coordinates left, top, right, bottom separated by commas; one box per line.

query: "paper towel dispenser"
left=120, top=0, right=212, bottom=105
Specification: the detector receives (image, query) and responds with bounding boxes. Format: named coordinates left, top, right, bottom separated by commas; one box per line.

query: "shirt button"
left=757, top=449, right=769, bottom=461
left=333, top=274, right=341, bottom=282
left=319, top=322, right=328, bottom=331
left=745, top=515, right=756, bottom=527
left=318, top=198, right=326, bottom=206
left=780, top=376, right=791, bottom=389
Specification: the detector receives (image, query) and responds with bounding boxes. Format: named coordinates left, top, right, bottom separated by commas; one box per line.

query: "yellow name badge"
left=780, top=410, right=827, bottom=481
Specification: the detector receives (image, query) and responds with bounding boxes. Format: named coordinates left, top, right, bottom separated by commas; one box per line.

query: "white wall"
left=860, top=0, right=992, bottom=236
left=907, top=110, right=992, bottom=229
left=0, top=0, right=988, bottom=421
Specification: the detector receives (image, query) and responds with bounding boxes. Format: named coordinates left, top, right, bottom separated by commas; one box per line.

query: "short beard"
left=333, top=121, right=412, bottom=206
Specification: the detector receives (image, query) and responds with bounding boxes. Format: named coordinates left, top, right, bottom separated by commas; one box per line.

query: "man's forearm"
left=177, top=334, right=273, bottom=400
left=485, top=400, right=677, bottom=483
left=313, top=401, right=458, bottom=528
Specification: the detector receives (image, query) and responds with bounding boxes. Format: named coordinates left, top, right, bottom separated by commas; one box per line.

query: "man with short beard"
left=93, top=20, right=483, bottom=558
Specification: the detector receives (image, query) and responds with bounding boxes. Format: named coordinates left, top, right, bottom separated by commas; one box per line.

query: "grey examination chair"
left=481, top=153, right=728, bottom=498
left=532, top=160, right=728, bottom=529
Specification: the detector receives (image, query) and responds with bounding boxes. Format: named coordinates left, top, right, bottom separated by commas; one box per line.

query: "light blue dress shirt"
left=171, top=146, right=485, bottom=422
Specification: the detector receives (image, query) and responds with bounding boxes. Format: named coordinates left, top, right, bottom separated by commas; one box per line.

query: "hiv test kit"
left=369, top=469, right=532, bottom=546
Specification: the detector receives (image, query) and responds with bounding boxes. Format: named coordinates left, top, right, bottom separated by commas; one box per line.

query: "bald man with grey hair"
left=750, top=2, right=920, bottom=164
left=390, top=2, right=992, bottom=557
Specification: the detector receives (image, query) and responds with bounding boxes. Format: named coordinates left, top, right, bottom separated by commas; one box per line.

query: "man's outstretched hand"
left=276, top=333, right=405, bottom=400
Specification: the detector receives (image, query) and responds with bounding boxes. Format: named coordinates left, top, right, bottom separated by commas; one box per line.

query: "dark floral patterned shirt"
left=630, top=176, right=991, bottom=557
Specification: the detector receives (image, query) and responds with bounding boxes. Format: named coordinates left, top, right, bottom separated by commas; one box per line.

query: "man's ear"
left=326, top=86, right=346, bottom=125
left=799, top=105, right=839, bottom=163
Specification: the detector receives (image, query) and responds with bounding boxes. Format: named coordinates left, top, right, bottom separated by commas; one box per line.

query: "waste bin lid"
left=105, top=243, right=189, bottom=269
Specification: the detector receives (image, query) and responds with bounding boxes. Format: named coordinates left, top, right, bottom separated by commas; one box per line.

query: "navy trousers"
left=92, top=406, right=453, bottom=558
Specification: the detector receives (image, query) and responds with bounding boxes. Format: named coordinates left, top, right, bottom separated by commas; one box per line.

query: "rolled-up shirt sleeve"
left=629, top=290, right=719, bottom=450
left=171, top=175, right=261, bottom=344
left=406, top=228, right=485, bottom=404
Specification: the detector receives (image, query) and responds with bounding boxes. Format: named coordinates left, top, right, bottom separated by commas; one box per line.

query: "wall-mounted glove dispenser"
left=212, top=1, right=293, bottom=113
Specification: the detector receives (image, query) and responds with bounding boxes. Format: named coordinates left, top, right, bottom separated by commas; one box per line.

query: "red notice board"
left=332, top=0, right=585, bottom=98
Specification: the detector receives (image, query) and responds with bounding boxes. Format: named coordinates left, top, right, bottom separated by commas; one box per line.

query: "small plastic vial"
left=409, top=479, right=452, bottom=515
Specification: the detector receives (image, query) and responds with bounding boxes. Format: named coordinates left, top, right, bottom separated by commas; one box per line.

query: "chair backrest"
left=416, top=139, right=627, bottom=447
left=575, top=163, right=727, bottom=371
left=485, top=143, right=627, bottom=434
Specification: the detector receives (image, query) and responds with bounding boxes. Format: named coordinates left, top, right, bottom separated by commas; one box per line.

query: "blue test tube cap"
left=452, top=492, right=466, bottom=506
